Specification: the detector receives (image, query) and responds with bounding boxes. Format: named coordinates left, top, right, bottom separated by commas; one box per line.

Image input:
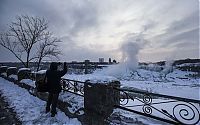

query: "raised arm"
left=58, top=62, right=68, bottom=77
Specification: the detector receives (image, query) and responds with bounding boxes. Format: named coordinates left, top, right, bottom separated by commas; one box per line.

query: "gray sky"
left=0, top=0, right=199, bottom=62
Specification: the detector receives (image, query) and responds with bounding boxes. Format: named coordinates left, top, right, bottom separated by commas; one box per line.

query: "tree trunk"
left=26, top=51, right=30, bottom=68
left=36, top=57, right=42, bottom=71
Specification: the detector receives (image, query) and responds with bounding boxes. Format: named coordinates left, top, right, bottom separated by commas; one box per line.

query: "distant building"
left=85, top=60, right=90, bottom=63
left=109, top=58, right=112, bottom=64
left=99, top=58, right=104, bottom=63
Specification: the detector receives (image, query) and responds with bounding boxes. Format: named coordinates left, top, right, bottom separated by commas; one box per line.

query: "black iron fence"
left=113, top=87, right=200, bottom=125
left=60, top=78, right=200, bottom=125
left=61, top=78, right=85, bottom=97
left=0, top=65, right=199, bottom=125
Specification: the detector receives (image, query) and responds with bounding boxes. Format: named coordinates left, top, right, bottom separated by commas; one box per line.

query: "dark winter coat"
left=46, top=69, right=67, bottom=93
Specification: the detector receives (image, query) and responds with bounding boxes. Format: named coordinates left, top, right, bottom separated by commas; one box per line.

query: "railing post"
left=74, top=81, right=78, bottom=92
left=84, top=60, right=89, bottom=74
left=84, top=80, right=120, bottom=124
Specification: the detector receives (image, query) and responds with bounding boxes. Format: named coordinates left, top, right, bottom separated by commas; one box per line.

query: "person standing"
left=46, top=62, right=67, bottom=117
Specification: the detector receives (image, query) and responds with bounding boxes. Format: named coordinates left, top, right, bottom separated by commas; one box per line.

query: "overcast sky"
left=0, top=0, right=199, bottom=62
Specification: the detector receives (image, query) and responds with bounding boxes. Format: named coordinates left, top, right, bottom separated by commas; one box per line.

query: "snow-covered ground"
left=0, top=63, right=199, bottom=124
left=63, top=68, right=200, bottom=100
left=0, top=77, right=81, bottom=125
left=62, top=67, right=200, bottom=124
left=20, top=79, right=36, bottom=88
left=8, top=74, right=18, bottom=80
left=59, top=92, right=84, bottom=114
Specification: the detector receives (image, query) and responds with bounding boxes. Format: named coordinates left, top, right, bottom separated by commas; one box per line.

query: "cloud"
left=166, top=10, right=199, bottom=34
left=166, top=28, right=199, bottom=48
left=0, top=0, right=199, bottom=62
left=149, top=10, right=199, bottom=51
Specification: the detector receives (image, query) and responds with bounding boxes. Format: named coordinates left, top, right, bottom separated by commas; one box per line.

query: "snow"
left=20, top=79, right=36, bottom=88
left=18, top=68, right=31, bottom=73
left=63, top=69, right=199, bottom=99
left=59, top=92, right=84, bottom=114
left=7, top=67, right=17, bottom=69
left=36, top=70, right=47, bottom=74
left=63, top=66, right=200, bottom=100
left=177, top=63, right=200, bottom=67
left=0, top=62, right=199, bottom=124
left=0, top=77, right=81, bottom=125
left=1, top=72, right=7, bottom=77
left=121, top=80, right=200, bottom=100
left=91, top=66, right=200, bottom=100
left=0, top=66, right=8, bottom=68
left=9, top=74, right=18, bottom=80
left=63, top=74, right=117, bottom=84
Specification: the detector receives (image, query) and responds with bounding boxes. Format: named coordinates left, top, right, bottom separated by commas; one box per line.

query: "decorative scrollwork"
left=61, top=79, right=84, bottom=96
left=119, top=91, right=130, bottom=106
left=172, top=103, right=200, bottom=125
left=143, top=104, right=152, bottom=115
left=78, top=85, right=84, bottom=95
left=143, top=94, right=152, bottom=104
left=115, top=87, right=200, bottom=125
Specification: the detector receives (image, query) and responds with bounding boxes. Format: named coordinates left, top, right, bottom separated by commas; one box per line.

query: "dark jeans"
left=46, top=93, right=59, bottom=114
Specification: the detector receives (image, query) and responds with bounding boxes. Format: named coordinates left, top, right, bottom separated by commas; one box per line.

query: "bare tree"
left=0, top=15, right=61, bottom=69
left=35, top=32, right=61, bottom=71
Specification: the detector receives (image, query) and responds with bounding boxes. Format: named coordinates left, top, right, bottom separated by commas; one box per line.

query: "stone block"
left=17, top=68, right=31, bottom=81
left=7, top=67, right=17, bottom=76
left=84, top=81, right=120, bottom=118
left=35, top=70, right=46, bottom=88
left=0, top=66, right=8, bottom=74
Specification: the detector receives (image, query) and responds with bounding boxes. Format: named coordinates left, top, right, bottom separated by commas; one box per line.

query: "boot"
left=46, top=106, right=50, bottom=113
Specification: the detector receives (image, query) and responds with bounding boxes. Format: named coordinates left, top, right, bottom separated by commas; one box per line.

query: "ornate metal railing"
left=113, top=87, right=200, bottom=125
left=61, top=78, right=85, bottom=97
left=57, top=78, right=200, bottom=125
